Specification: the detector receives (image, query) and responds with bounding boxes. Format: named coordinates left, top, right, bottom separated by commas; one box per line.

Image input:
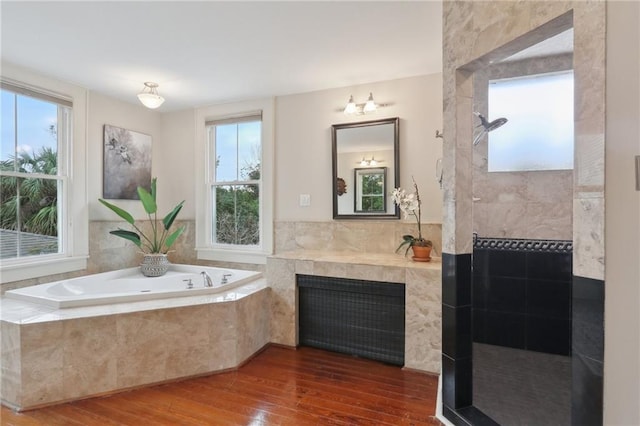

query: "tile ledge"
left=270, top=249, right=441, bottom=270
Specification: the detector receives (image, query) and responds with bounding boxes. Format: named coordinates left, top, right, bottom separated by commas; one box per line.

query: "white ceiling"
left=1, top=1, right=443, bottom=112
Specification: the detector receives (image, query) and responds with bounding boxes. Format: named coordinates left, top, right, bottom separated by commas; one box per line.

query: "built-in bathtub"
left=0, top=264, right=270, bottom=411
left=4, top=265, right=262, bottom=308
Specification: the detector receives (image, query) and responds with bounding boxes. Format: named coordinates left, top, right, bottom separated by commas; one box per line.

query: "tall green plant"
left=99, top=178, right=185, bottom=254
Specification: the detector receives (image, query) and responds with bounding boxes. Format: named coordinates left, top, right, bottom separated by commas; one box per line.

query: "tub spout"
left=201, top=271, right=214, bottom=287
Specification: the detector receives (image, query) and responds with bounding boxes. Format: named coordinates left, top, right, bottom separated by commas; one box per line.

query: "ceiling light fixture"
left=343, top=92, right=384, bottom=115
left=137, top=82, right=165, bottom=109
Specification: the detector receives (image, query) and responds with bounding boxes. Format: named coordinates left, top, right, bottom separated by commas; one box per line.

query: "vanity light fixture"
left=137, top=82, right=165, bottom=109
left=343, top=92, right=383, bottom=115
left=358, top=156, right=381, bottom=166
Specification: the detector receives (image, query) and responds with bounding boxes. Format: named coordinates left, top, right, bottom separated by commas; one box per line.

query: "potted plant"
left=391, top=177, right=433, bottom=261
left=99, top=178, right=185, bottom=276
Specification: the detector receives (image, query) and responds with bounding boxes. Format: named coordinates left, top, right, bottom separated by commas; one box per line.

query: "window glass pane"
left=1, top=176, right=59, bottom=259
left=16, top=95, right=58, bottom=175
left=1, top=91, right=16, bottom=165
left=360, top=173, right=384, bottom=211
left=215, top=124, right=238, bottom=181
left=213, top=184, right=260, bottom=246
left=238, top=121, right=261, bottom=180
left=488, top=71, right=574, bottom=172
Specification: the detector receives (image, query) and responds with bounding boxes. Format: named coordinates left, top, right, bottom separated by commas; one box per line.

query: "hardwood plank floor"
left=1, top=345, right=442, bottom=426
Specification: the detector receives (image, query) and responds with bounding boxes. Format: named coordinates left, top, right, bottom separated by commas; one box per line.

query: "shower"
left=472, top=111, right=508, bottom=145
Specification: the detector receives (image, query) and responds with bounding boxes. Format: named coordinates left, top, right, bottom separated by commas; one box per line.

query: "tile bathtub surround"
left=0, top=280, right=270, bottom=411
left=3, top=219, right=263, bottom=293
left=267, top=250, right=442, bottom=373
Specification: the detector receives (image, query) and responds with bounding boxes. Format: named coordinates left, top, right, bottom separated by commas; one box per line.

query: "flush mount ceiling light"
left=137, top=82, right=165, bottom=109
left=343, top=92, right=385, bottom=115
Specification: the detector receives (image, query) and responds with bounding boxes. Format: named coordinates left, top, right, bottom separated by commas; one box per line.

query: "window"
left=1, top=84, right=70, bottom=260
left=487, top=71, right=574, bottom=172
left=0, top=69, right=88, bottom=283
left=355, top=167, right=386, bottom=212
left=208, top=116, right=261, bottom=247
left=195, top=98, right=274, bottom=264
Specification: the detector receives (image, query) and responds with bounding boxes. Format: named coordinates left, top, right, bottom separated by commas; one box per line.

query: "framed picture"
left=103, top=124, right=152, bottom=199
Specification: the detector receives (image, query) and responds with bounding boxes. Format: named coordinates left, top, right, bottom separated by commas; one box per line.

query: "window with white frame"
left=195, top=98, right=273, bottom=264
left=207, top=115, right=262, bottom=248
left=1, top=83, right=71, bottom=260
left=0, top=72, right=88, bottom=284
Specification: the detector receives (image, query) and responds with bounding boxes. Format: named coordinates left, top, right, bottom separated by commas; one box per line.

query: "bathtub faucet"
left=201, top=271, right=214, bottom=287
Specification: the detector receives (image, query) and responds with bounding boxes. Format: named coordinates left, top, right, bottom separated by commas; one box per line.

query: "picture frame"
left=103, top=124, right=152, bottom=200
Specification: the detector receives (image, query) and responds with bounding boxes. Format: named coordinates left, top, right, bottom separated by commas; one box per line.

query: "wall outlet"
left=299, top=194, right=311, bottom=207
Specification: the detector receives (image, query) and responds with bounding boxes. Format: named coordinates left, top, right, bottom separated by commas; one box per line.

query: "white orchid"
left=391, top=178, right=432, bottom=255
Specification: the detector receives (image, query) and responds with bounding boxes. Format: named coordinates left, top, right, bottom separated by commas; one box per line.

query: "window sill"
left=196, top=247, right=270, bottom=265
left=1, top=255, right=88, bottom=284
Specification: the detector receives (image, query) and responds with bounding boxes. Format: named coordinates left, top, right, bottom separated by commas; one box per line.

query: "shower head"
left=473, top=112, right=508, bottom=145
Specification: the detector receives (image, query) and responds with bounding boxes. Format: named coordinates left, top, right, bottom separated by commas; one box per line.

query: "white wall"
left=604, top=1, right=640, bottom=424
left=158, top=109, right=196, bottom=219
left=275, top=74, right=443, bottom=223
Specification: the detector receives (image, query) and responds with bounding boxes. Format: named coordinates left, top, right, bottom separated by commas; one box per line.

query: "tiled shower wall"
left=473, top=54, right=574, bottom=241
left=473, top=238, right=573, bottom=356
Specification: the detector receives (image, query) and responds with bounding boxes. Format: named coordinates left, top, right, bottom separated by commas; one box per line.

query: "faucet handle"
left=221, top=273, right=232, bottom=284
left=183, top=278, right=193, bottom=289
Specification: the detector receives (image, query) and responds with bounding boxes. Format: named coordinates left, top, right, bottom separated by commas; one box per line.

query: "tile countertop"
left=270, top=250, right=442, bottom=270
left=0, top=278, right=268, bottom=325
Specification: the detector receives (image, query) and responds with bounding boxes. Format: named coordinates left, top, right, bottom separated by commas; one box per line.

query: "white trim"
left=1, top=255, right=88, bottom=283
left=195, top=98, right=274, bottom=263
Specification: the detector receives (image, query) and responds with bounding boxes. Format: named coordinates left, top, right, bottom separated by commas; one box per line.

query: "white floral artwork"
left=103, top=124, right=152, bottom=199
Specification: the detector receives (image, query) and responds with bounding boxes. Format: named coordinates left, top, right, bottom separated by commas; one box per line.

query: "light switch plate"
left=299, top=194, right=311, bottom=207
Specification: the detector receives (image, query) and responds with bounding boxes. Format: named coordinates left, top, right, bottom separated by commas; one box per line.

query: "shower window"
left=487, top=71, right=574, bottom=172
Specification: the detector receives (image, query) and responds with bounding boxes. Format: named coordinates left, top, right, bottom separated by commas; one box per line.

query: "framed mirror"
left=332, top=117, right=399, bottom=219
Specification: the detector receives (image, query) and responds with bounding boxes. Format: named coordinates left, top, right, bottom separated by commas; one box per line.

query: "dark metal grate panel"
left=297, top=274, right=405, bottom=366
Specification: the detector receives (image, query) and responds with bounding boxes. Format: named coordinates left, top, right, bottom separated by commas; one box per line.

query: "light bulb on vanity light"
left=343, top=95, right=358, bottom=115
left=362, top=92, right=377, bottom=113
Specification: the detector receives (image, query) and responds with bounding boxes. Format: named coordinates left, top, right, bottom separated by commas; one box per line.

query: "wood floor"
left=1, top=345, right=442, bottom=426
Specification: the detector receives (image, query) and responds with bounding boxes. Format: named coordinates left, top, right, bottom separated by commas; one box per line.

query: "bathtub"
left=4, top=264, right=262, bottom=309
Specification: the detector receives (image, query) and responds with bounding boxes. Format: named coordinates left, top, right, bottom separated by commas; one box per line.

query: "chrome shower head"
left=473, top=112, right=508, bottom=145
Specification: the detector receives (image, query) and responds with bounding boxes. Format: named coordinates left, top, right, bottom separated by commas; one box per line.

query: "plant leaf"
left=163, top=225, right=185, bottom=250
left=109, top=229, right=141, bottom=248
left=395, top=239, right=412, bottom=254
left=163, top=201, right=185, bottom=230
left=150, top=177, right=157, bottom=203
left=99, top=199, right=135, bottom=224
left=137, top=186, right=157, bottom=215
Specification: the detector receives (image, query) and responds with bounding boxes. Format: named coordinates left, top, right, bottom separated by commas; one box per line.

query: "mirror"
left=332, top=117, right=399, bottom=219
